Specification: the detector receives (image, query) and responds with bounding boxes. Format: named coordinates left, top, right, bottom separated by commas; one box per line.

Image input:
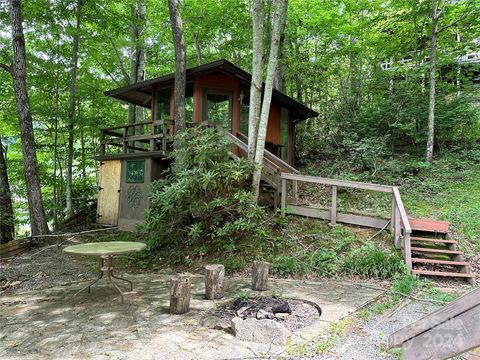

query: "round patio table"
left=64, top=241, right=146, bottom=303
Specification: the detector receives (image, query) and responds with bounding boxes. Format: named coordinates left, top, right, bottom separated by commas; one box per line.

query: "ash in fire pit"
left=211, top=296, right=322, bottom=332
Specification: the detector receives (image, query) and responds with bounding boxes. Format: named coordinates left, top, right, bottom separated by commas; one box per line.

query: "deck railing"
left=280, top=173, right=413, bottom=271
left=99, top=119, right=174, bottom=156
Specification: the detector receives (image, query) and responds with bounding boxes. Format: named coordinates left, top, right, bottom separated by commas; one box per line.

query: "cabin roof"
left=104, top=59, right=318, bottom=122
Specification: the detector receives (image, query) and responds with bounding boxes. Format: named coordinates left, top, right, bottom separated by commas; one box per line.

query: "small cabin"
left=95, top=59, right=318, bottom=228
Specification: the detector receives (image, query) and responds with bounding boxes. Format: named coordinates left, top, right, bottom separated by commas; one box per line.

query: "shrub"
left=143, top=127, right=267, bottom=252
left=340, top=242, right=403, bottom=279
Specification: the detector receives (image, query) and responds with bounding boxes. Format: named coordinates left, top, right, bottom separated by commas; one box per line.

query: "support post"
left=394, top=201, right=401, bottom=249
left=205, top=264, right=225, bottom=300
left=122, top=126, right=128, bottom=153
left=391, top=193, right=396, bottom=234
left=170, top=274, right=191, bottom=314
left=281, top=178, right=287, bottom=216
left=330, top=185, right=337, bottom=224
left=404, top=232, right=412, bottom=272
left=252, top=261, right=269, bottom=291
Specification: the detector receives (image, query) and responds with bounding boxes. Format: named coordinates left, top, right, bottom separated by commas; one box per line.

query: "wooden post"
left=394, top=201, right=401, bottom=249
left=122, top=126, right=128, bottom=153
left=390, top=193, right=396, bottom=234
left=170, top=274, right=191, bottom=314
left=281, top=178, right=286, bottom=216
left=404, top=232, right=412, bottom=271
left=205, top=264, right=225, bottom=300
left=330, top=185, right=337, bottom=224
left=252, top=261, right=269, bottom=291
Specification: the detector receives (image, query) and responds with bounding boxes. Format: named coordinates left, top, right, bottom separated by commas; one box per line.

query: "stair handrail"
left=235, top=131, right=299, bottom=174
left=392, top=186, right=412, bottom=271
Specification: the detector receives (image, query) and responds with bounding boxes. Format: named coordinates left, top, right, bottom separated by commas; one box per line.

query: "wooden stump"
left=170, top=274, right=191, bottom=314
left=205, top=264, right=225, bottom=300
left=252, top=261, right=270, bottom=291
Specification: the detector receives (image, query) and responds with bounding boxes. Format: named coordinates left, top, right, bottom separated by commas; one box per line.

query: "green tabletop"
left=63, top=241, right=147, bottom=256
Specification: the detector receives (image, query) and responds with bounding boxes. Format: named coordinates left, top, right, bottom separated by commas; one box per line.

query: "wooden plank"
left=388, top=287, right=480, bottom=349
left=285, top=205, right=390, bottom=229
left=410, top=237, right=457, bottom=244
left=411, top=247, right=463, bottom=255
left=394, top=200, right=401, bottom=249
left=412, top=269, right=474, bottom=278
left=412, top=258, right=469, bottom=266
left=281, top=173, right=393, bottom=192
left=408, top=218, right=450, bottom=233
left=330, top=185, right=337, bottom=224
left=337, top=213, right=390, bottom=229
left=402, top=304, right=480, bottom=360
left=285, top=205, right=331, bottom=220
left=392, top=187, right=412, bottom=234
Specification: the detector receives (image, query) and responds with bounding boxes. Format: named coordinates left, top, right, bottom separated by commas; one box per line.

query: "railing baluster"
left=281, top=178, right=287, bottom=216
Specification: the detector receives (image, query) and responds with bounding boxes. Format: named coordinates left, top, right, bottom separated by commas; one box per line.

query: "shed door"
left=97, top=160, right=121, bottom=225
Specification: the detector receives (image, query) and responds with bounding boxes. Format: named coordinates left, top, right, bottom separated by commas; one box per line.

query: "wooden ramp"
left=388, top=287, right=480, bottom=359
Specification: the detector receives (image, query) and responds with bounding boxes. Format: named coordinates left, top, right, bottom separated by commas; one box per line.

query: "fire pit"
left=201, top=296, right=322, bottom=345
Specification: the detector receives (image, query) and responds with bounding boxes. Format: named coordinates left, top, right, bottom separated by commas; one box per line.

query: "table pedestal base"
left=74, top=256, right=132, bottom=303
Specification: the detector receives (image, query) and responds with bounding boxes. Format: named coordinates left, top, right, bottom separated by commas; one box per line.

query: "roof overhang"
left=104, top=59, right=319, bottom=122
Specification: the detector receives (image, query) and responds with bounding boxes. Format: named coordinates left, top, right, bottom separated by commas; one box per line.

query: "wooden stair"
left=407, top=218, right=475, bottom=284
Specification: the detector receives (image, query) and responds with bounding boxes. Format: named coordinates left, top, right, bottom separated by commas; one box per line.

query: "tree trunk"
left=193, top=31, right=203, bottom=65
left=0, top=139, right=14, bottom=244
left=252, top=0, right=286, bottom=202
left=128, top=0, right=146, bottom=134
left=426, top=0, right=441, bottom=162
left=247, top=0, right=264, bottom=160
left=252, top=261, right=270, bottom=291
left=170, top=274, right=191, bottom=314
left=273, top=0, right=288, bottom=93
left=9, top=0, right=49, bottom=236
left=66, top=0, right=83, bottom=218
left=168, top=0, right=186, bottom=136
left=204, top=264, right=225, bottom=300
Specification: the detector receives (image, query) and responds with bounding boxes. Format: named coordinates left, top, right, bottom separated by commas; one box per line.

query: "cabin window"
left=126, top=160, right=145, bottom=183
left=239, top=89, right=249, bottom=136
left=156, top=88, right=171, bottom=121
left=280, top=107, right=289, bottom=161
left=203, top=89, right=233, bottom=131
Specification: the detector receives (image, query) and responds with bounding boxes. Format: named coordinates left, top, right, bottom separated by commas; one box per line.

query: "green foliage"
left=340, top=242, right=403, bottom=279
left=391, top=269, right=419, bottom=300
left=143, top=127, right=266, bottom=252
